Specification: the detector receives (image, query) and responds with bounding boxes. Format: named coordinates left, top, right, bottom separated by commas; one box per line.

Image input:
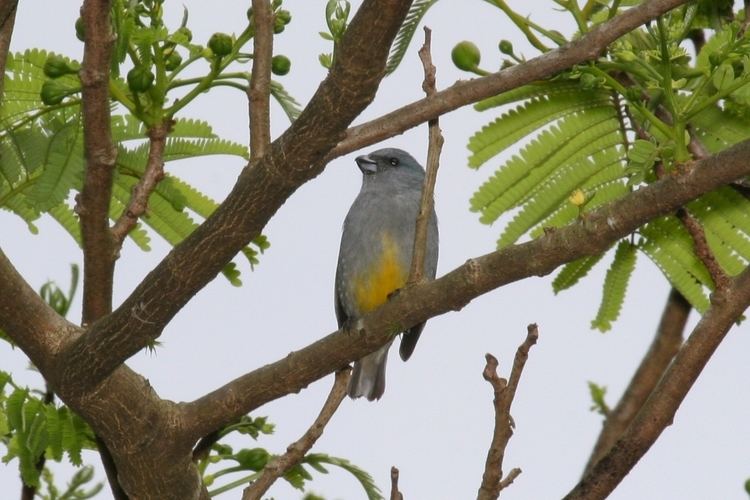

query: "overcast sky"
left=2, top=1, right=749, bottom=499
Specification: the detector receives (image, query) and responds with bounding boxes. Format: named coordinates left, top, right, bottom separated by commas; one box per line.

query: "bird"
left=335, top=147, right=439, bottom=401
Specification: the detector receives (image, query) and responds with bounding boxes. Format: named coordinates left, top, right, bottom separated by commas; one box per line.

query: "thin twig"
left=111, top=122, right=169, bottom=249
left=408, top=27, right=443, bottom=285
left=583, top=288, right=689, bottom=474
left=477, top=324, right=537, bottom=500
left=676, top=208, right=731, bottom=290
left=390, top=466, right=404, bottom=500
left=241, top=369, right=350, bottom=500
left=248, top=0, right=273, bottom=159
left=565, top=268, right=750, bottom=500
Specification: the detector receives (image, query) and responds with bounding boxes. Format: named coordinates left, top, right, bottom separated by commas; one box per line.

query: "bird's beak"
left=355, top=155, right=378, bottom=175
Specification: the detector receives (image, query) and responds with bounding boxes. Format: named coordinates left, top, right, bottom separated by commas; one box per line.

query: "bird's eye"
left=389, top=158, right=399, bottom=166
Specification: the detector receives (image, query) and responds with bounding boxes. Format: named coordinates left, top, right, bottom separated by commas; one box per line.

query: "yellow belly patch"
left=354, top=233, right=407, bottom=313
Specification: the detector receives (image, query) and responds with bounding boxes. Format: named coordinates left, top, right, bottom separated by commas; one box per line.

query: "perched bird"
left=335, top=148, right=439, bottom=400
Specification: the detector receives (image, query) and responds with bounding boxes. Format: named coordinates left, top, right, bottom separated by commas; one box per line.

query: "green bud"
left=246, top=7, right=253, bottom=21
left=75, top=17, right=85, bottom=42
left=176, top=26, right=193, bottom=43
left=271, top=54, right=291, bottom=75
left=164, top=51, right=183, bottom=71
left=579, top=72, right=598, bottom=90
left=234, top=448, right=269, bottom=471
left=451, top=41, right=481, bottom=71
left=273, top=16, right=286, bottom=34
left=127, top=66, right=155, bottom=93
left=43, top=54, right=79, bottom=79
left=616, top=50, right=637, bottom=62
left=208, top=32, right=233, bottom=57
left=40, top=80, right=73, bottom=105
left=498, top=40, right=513, bottom=55
left=276, top=9, right=291, bottom=25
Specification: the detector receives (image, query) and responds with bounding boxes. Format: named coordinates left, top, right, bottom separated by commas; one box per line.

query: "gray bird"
left=335, top=148, right=439, bottom=400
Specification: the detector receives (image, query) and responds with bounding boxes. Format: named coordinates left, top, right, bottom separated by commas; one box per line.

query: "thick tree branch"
left=408, top=27, right=443, bottom=285
left=77, top=0, right=117, bottom=324
left=57, top=0, right=687, bottom=394
left=583, top=288, right=689, bottom=474
left=57, top=0, right=414, bottom=394
left=0, top=0, right=17, bottom=98
left=180, top=139, right=750, bottom=440
left=111, top=122, right=169, bottom=249
left=477, top=325, right=537, bottom=500
left=248, top=0, right=272, bottom=159
left=241, top=369, right=350, bottom=500
left=328, top=0, right=690, bottom=159
left=565, top=267, right=750, bottom=500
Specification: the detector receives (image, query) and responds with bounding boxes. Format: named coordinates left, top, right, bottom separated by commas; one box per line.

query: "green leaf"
left=385, top=0, right=439, bottom=75
left=553, top=252, right=607, bottom=293
left=587, top=381, right=609, bottom=416
left=303, top=453, right=383, bottom=500
left=591, top=241, right=637, bottom=332
left=712, top=62, right=735, bottom=91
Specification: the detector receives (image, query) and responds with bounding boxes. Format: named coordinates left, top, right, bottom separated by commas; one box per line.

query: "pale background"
left=1, top=1, right=749, bottom=499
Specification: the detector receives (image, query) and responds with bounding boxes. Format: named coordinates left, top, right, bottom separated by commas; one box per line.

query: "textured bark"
left=565, top=270, right=750, bottom=500
left=583, top=289, right=689, bottom=474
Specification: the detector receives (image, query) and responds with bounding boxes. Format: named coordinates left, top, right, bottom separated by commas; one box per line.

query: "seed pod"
left=271, top=55, right=291, bottom=76
left=208, top=33, right=233, bottom=58
left=127, top=66, right=155, bottom=93
left=451, top=41, right=481, bottom=71
left=44, top=54, right=79, bottom=79
left=164, top=52, right=183, bottom=71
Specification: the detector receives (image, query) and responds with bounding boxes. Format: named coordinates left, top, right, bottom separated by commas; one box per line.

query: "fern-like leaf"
left=474, top=108, right=622, bottom=223
left=474, top=81, right=584, bottom=111
left=553, top=252, right=607, bottom=293
left=385, top=0, right=439, bottom=75
left=303, top=453, right=383, bottom=500
left=591, top=241, right=637, bottom=332
left=270, top=80, right=302, bottom=122
left=468, top=90, right=612, bottom=168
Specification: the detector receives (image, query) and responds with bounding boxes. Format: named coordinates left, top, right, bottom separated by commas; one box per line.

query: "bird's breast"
left=353, top=232, right=407, bottom=313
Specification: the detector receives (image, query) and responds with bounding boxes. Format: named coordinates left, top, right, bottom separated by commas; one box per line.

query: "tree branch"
left=57, top=0, right=688, bottom=393
left=582, top=288, right=689, bottom=474
left=328, top=0, right=690, bottom=160
left=0, top=0, right=18, bottom=98
left=565, top=269, right=750, bottom=500
left=477, top=324, right=537, bottom=500
left=408, top=27, right=443, bottom=285
left=241, top=369, right=350, bottom=500
left=179, top=139, right=750, bottom=440
left=77, top=0, right=117, bottom=324
left=111, top=122, right=169, bottom=249
left=390, top=466, right=404, bottom=500
left=248, top=0, right=272, bottom=159
left=57, top=0, right=414, bottom=394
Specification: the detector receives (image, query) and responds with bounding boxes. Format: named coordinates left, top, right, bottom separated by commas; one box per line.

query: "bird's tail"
left=348, top=343, right=392, bottom=401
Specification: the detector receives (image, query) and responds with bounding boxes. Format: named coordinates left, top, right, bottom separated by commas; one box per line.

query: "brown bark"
left=583, top=289, right=689, bottom=474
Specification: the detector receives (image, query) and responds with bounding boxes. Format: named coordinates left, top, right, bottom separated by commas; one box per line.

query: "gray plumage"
left=335, top=148, right=439, bottom=400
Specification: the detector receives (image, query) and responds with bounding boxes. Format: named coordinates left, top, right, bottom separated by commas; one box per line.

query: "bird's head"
left=355, top=148, right=425, bottom=189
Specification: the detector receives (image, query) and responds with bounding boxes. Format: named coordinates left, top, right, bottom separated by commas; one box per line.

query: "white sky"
left=2, top=1, right=749, bottom=499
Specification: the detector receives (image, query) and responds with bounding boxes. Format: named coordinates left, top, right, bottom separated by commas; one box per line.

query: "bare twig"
left=565, top=268, right=750, bottom=500
left=111, top=122, right=169, bottom=249
left=390, top=466, right=404, bottom=500
left=241, top=369, right=350, bottom=500
left=248, top=0, right=273, bottom=159
left=477, top=324, right=537, bottom=500
left=676, top=208, right=731, bottom=290
left=408, top=27, right=443, bottom=285
left=583, top=288, right=689, bottom=474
